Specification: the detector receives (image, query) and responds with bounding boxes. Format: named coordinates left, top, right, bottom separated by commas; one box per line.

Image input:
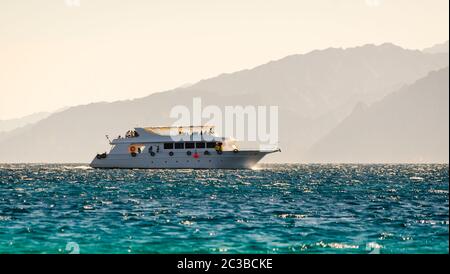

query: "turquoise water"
left=0, top=164, right=448, bottom=254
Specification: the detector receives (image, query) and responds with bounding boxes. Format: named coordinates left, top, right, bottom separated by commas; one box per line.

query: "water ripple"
left=0, top=164, right=448, bottom=254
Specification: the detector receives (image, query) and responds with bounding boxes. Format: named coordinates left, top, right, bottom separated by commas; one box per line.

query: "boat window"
left=174, top=143, right=184, bottom=149
left=164, top=143, right=174, bottom=149
left=206, top=142, right=216, bottom=148
left=185, top=142, right=195, bottom=149
left=195, top=142, right=206, bottom=149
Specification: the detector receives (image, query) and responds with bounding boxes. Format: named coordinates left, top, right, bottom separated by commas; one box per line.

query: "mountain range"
left=0, top=43, right=448, bottom=163
left=423, top=41, right=449, bottom=54
left=308, top=67, right=449, bottom=163
left=0, top=112, right=50, bottom=133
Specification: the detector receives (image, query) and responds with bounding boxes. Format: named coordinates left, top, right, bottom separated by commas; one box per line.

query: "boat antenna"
left=105, top=135, right=111, bottom=143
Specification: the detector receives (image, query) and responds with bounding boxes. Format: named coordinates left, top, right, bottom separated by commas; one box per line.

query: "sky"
left=0, top=0, right=448, bottom=120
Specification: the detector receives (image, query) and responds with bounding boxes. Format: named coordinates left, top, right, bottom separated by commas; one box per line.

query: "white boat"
left=90, top=126, right=280, bottom=169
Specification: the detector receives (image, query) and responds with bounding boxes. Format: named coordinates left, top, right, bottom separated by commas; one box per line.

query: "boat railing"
left=144, top=125, right=216, bottom=136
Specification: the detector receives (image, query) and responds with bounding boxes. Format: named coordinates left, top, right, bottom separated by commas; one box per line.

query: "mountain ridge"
left=0, top=43, right=448, bottom=163
left=0, top=112, right=51, bottom=133
left=423, top=41, right=449, bottom=54
left=307, top=67, right=449, bottom=163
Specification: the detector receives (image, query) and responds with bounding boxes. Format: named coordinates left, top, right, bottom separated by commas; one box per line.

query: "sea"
left=0, top=164, right=448, bottom=254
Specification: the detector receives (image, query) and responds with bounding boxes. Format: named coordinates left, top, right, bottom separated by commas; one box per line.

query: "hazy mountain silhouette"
left=423, top=41, right=449, bottom=54
left=0, top=112, right=50, bottom=133
left=308, top=67, right=449, bottom=163
left=0, top=43, right=448, bottom=163
left=0, top=123, right=36, bottom=143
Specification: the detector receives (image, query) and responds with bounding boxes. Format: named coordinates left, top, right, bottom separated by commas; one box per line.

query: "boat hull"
left=90, top=151, right=272, bottom=169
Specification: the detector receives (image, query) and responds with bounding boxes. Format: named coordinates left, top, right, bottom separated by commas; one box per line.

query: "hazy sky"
left=0, top=0, right=448, bottom=119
